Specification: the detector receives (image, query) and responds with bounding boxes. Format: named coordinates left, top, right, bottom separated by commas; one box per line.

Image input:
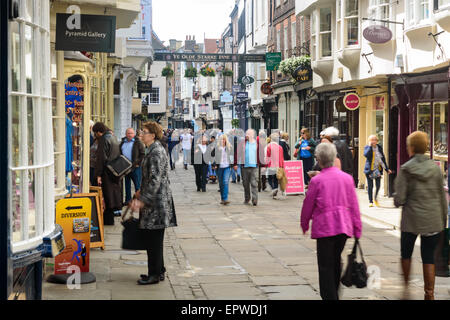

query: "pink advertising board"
left=284, top=160, right=305, bottom=195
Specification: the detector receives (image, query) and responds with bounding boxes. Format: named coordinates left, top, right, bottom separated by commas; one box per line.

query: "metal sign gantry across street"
left=154, top=52, right=266, bottom=63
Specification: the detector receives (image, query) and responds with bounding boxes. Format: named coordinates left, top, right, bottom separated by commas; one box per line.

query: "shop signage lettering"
left=266, top=52, right=282, bottom=71
left=236, top=92, right=248, bottom=100
left=363, top=25, right=392, bottom=44
left=65, top=81, right=84, bottom=123
left=137, top=81, right=152, bottom=93
left=292, top=66, right=311, bottom=83
left=284, top=160, right=305, bottom=195
left=239, top=75, right=255, bottom=85
left=56, top=14, right=116, bottom=53
left=232, top=85, right=241, bottom=94
left=343, top=93, right=360, bottom=110
left=220, top=91, right=233, bottom=103
left=154, top=52, right=266, bottom=63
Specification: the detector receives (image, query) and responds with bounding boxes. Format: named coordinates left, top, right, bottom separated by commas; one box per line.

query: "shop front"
left=391, top=68, right=450, bottom=188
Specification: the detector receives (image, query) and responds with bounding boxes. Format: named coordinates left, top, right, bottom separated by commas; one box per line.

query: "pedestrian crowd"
left=87, top=121, right=448, bottom=300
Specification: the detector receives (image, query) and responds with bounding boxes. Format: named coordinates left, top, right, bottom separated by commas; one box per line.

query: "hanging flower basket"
left=279, top=55, right=311, bottom=82
left=184, top=67, right=197, bottom=78
left=161, top=66, right=174, bottom=78
left=222, top=68, right=233, bottom=77
left=231, top=119, right=240, bottom=129
left=200, top=66, right=216, bottom=77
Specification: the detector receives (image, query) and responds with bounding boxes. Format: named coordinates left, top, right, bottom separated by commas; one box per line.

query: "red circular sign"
left=260, top=82, right=273, bottom=95
left=343, top=93, right=360, bottom=110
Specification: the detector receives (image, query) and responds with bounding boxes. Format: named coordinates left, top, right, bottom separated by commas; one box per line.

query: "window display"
left=417, top=101, right=448, bottom=160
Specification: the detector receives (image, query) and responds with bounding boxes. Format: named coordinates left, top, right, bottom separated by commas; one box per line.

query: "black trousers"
left=143, top=228, right=166, bottom=277
left=401, top=231, right=441, bottom=264
left=366, top=173, right=381, bottom=203
left=301, top=157, right=313, bottom=185
left=316, top=234, right=348, bottom=300
left=194, top=164, right=208, bottom=191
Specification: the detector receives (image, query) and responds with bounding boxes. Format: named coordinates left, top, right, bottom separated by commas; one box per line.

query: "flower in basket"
left=161, top=66, right=174, bottom=78
left=279, top=55, right=311, bottom=82
left=222, top=68, right=233, bottom=77
left=184, top=67, right=198, bottom=78
left=200, top=66, right=216, bottom=77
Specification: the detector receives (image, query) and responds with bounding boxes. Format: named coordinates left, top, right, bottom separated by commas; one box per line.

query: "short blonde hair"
left=368, top=134, right=378, bottom=143
left=407, top=131, right=429, bottom=154
left=281, top=132, right=289, bottom=140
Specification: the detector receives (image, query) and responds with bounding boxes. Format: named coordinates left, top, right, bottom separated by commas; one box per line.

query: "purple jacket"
left=300, top=167, right=362, bottom=239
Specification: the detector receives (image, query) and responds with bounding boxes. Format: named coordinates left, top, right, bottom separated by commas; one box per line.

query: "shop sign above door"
left=239, top=75, right=255, bottom=85
left=363, top=25, right=392, bottom=44
left=56, top=14, right=116, bottom=53
left=292, top=66, right=312, bottom=83
left=137, top=81, right=152, bottom=93
left=343, top=93, right=360, bottom=110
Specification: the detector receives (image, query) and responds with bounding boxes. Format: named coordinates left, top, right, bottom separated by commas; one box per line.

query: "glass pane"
left=346, top=0, right=358, bottom=16
left=52, top=82, right=57, bottom=115
left=27, top=98, right=34, bottom=165
left=433, top=102, right=448, bottom=158
left=23, top=0, right=34, bottom=22
left=347, top=18, right=359, bottom=45
left=320, top=8, right=332, bottom=32
left=376, top=110, right=384, bottom=147
left=11, top=22, right=21, bottom=92
left=25, top=25, right=33, bottom=94
left=439, top=0, right=450, bottom=7
left=420, top=1, right=429, bottom=20
left=419, top=83, right=432, bottom=100
left=28, top=169, right=37, bottom=239
left=11, top=96, right=21, bottom=167
left=311, top=12, right=316, bottom=34
left=417, top=103, right=432, bottom=153
left=53, top=118, right=58, bottom=152
left=11, top=170, right=22, bottom=242
left=321, top=33, right=332, bottom=57
left=337, top=0, right=342, bottom=19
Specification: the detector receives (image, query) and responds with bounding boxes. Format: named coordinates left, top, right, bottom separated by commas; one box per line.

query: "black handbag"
left=341, top=238, right=368, bottom=288
left=107, top=155, right=133, bottom=177
left=121, top=207, right=147, bottom=250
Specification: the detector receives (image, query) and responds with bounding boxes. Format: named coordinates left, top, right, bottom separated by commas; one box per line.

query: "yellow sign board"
left=55, top=198, right=92, bottom=274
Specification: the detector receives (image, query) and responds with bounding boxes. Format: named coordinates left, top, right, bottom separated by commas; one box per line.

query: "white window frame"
left=310, top=12, right=317, bottom=60
left=148, top=87, right=160, bottom=104
left=318, top=7, right=333, bottom=58
left=336, top=0, right=360, bottom=48
left=406, top=0, right=433, bottom=26
left=337, top=0, right=343, bottom=50
left=9, top=0, right=54, bottom=253
left=291, top=21, right=297, bottom=52
left=436, top=0, right=450, bottom=11
left=368, top=0, right=394, bottom=31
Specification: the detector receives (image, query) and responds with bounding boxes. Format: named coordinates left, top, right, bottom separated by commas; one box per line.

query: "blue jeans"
left=231, top=165, right=241, bottom=182
left=217, top=167, right=231, bottom=201
left=124, top=167, right=142, bottom=203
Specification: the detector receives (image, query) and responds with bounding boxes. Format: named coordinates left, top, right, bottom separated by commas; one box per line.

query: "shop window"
left=433, top=102, right=448, bottom=158
left=149, top=87, right=160, bottom=104
left=406, top=0, right=432, bottom=26
left=320, top=8, right=332, bottom=57
left=9, top=0, right=54, bottom=252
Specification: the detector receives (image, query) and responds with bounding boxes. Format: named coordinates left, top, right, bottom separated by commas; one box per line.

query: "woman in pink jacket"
left=300, top=142, right=362, bottom=300
left=266, top=133, right=285, bottom=199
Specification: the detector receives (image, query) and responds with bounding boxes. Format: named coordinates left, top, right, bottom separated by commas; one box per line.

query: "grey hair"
left=323, top=127, right=339, bottom=137
left=315, top=142, right=337, bottom=168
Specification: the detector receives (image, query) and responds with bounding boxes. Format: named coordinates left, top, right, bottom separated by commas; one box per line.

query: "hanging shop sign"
left=232, top=85, right=241, bottom=95
left=55, top=14, right=116, bottom=52
left=137, top=81, right=152, bottom=93
left=261, top=82, right=273, bottom=95
left=65, top=80, right=84, bottom=123
left=220, top=91, right=233, bottom=103
left=266, top=52, right=282, bottom=71
left=292, top=66, right=312, bottom=83
left=363, top=25, right=392, bottom=44
left=54, top=198, right=92, bottom=274
left=193, top=91, right=200, bottom=100
left=343, top=93, right=361, bottom=111
left=335, top=96, right=347, bottom=113
left=236, top=92, right=248, bottom=100
left=239, top=75, right=255, bottom=85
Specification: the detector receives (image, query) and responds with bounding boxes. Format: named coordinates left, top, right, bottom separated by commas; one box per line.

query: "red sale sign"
left=284, top=160, right=305, bottom=195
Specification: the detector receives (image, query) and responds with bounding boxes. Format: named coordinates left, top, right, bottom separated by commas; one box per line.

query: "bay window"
left=369, top=0, right=392, bottom=28
left=9, top=0, right=55, bottom=252
left=320, top=8, right=332, bottom=57
left=336, top=0, right=359, bottom=48
left=406, top=0, right=432, bottom=26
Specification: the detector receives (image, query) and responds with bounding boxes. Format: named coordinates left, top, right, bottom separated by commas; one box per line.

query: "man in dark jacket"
left=120, top=128, right=145, bottom=205
left=323, top=127, right=354, bottom=176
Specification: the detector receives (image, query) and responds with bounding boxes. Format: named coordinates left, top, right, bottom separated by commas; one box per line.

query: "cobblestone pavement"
left=43, top=162, right=450, bottom=300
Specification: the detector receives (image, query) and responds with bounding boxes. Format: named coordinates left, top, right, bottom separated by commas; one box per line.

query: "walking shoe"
left=252, top=201, right=257, bottom=206
left=113, top=210, right=122, bottom=217
left=197, top=187, right=201, bottom=192
left=369, top=203, right=374, bottom=207
left=202, top=189, right=206, bottom=192
left=223, top=200, right=230, bottom=205
left=220, top=200, right=225, bottom=205
left=231, top=180, right=236, bottom=184
left=137, top=275, right=159, bottom=285
left=237, top=175, right=240, bottom=183
left=374, top=200, right=380, bottom=207
left=272, top=189, right=278, bottom=198
left=243, top=201, right=250, bottom=205
left=140, top=273, right=165, bottom=281
left=184, top=164, right=188, bottom=170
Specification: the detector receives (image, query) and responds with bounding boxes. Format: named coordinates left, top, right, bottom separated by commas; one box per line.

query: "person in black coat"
left=193, top=135, right=209, bottom=192
left=279, top=132, right=291, bottom=161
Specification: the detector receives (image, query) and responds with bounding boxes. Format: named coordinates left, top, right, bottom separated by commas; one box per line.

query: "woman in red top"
left=265, top=133, right=285, bottom=199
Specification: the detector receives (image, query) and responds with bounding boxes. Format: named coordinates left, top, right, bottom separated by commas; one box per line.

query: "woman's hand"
left=130, top=199, right=144, bottom=212
left=388, top=169, right=393, bottom=174
left=97, top=176, right=102, bottom=186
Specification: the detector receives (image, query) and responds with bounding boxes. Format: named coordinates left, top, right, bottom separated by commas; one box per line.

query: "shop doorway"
left=388, top=106, right=399, bottom=196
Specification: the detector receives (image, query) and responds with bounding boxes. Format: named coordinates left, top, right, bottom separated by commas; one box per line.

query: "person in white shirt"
left=180, top=129, right=193, bottom=170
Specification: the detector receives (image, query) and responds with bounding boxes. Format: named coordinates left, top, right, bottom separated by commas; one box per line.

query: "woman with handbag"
left=394, top=131, right=447, bottom=300
left=93, top=122, right=123, bottom=226
left=300, top=142, right=362, bottom=300
left=294, top=128, right=317, bottom=186
left=129, top=121, right=177, bottom=285
left=363, top=135, right=392, bottom=207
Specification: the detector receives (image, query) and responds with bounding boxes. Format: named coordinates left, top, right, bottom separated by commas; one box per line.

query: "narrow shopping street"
left=43, top=162, right=450, bottom=300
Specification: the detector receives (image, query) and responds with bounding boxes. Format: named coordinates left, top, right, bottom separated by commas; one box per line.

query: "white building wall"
left=148, top=61, right=167, bottom=114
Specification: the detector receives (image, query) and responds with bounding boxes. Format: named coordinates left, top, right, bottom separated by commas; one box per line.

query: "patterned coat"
left=139, top=140, right=177, bottom=230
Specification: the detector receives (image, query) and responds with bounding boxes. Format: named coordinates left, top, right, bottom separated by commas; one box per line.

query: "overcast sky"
left=152, top=0, right=236, bottom=45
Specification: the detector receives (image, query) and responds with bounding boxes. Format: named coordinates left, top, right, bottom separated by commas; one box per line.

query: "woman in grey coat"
left=394, top=131, right=447, bottom=300
left=130, top=121, right=177, bottom=285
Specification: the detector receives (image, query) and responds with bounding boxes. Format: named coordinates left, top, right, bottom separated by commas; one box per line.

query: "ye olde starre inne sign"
left=343, top=93, right=361, bottom=111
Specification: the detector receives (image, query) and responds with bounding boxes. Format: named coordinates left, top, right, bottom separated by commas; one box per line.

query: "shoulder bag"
left=121, top=206, right=147, bottom=250
left=341, top=238, right=368, bottom=288
left=107, top=155, right=133, bottom=177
